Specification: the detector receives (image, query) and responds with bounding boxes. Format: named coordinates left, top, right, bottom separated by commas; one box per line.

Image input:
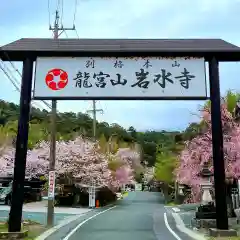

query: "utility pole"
left=87, top=100, right=103, bottom=209
left=87, top=100, right=103, bottom=141
left=47, top=10, right=75, bottom=227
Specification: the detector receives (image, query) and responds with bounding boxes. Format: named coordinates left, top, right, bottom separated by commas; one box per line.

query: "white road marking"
left=63, top=206, right=117, bottom=240
left=35, top=214, right=86, bottom=240
left=172, top=212, right=206, bottom=240
left=164, top=212, right=182, bottom=240
left=172, top=207, right=181, bottom=212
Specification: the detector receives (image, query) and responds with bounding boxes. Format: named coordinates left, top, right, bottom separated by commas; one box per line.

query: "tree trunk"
left=162, top=183, right=169, bottom=204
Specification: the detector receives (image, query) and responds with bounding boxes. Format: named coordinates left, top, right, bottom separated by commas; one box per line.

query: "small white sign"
left=88, top=186, right=95, bottom=208
left=34, top=57, right=207, bottom=99
left=48, top=171, right=55, bottom=200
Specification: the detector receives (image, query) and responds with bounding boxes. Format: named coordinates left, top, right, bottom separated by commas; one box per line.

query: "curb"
left=35, top=212, right=90, bottom=240
left=172, top=212, right=207, bottom=240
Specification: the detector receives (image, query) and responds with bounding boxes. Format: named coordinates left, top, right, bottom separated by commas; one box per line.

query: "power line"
left=0, top=61, right=45, bottom=110
left=0, top=60, right=20, bottom=86
left=75, top=28, right=80, bottom=38
left=7, top=60, right=21, bottom=80
left=0, top=62, right=20, bottom=92
left=60, top=0, right=64, bottom=26
left=73, top=0, right=79, bottom=38
left=1, top=52, right=52, bottom=110
left=48, top=0, right=51, bottom=27
left=0, top=61, right=44, bottom=109
left=63, top=29, right=68, bottom=38
left=73, top=0, right=78, bottom=26
left=56, top=0, right=61, bottom=12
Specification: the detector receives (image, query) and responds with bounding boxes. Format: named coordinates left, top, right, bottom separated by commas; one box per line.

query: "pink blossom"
left=115, top=166, right=133, bottom=185
left=0, top=137, right=140, bottom=192
left=114, top=148, right=141, bottom=169
left=176, top=102, right=240, bottom=202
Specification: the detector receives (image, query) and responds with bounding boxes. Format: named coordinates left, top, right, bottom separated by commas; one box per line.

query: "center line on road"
left=164, top=212, right=182, bottom=240
left=63, top=206, right=117, bottom=240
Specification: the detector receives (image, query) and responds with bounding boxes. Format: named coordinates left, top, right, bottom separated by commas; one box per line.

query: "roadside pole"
left=87, top=100, right=103, bottom=208
left=47, top=10, right=75, bottom=227
left=87, top=100, right=103, bottom=141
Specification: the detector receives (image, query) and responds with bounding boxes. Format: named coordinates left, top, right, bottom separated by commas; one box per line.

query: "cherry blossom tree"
left=115, top=166, right=134, bottom=185
left=113, top=147, right=142, bottom=184
left=114, top=148, right=141, bottom=169
left=0, top=147, right=15, bottom=177
left=0, top=137, right=141, bottom=191
left=0, top=138, right=109, bottom=183
left=175, top=102, right=240, bottom=202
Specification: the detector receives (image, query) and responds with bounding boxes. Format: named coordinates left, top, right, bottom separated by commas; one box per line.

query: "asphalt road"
left=57, top=191, right=194, bottom=240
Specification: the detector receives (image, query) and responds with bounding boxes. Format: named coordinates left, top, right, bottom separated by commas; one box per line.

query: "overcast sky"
left=1, top=0, right=240, bottom=131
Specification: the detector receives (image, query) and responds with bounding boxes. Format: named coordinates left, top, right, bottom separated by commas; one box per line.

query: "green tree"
left=154, top=154, right=177, bottom=183
left=128, top=126, right=137, bottom=139
left=154, top=142, right=178, bottom=203
left=99, top=133, right=107, bottom=153
left=203, top=90, right=240, bottom=117
left=0, top=125, right=11, bottom=154
left=28, top=123, right=48, bottom=149
left=134, top=168, right=145, bottom=183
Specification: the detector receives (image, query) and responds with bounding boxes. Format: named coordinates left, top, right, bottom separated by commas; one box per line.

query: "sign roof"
left=1, top=38, right=240, bottom=61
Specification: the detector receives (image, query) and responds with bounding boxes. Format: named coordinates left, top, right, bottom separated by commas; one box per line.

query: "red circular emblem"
left=45, top=68, right=68, bottom=90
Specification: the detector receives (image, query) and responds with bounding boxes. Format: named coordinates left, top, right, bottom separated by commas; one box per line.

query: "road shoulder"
left=166, top=206, right=207, bottom=240
left=164, top=211, right=198, bottom=240
left=171, top=212, right=206, bottom=240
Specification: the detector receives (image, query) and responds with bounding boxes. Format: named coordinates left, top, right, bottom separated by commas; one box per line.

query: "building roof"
left=0, top=38, right=240, bottom=61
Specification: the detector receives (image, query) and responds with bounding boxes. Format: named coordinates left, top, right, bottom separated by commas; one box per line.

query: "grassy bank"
left=166, top=202, right=177, bottom=206
left=209, top=237, right=240, bottom=240
left=0, top=220, right=47, bottom=239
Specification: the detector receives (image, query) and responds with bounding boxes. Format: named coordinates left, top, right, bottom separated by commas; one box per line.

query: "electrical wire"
left=0, top=61, right=43, bottom=110
left=0, top=62, right=45, bottom=110
left=2, top=52, right=52, bottom=110
left=64, top=30, right=68, bottom=38
left=56, top=0, right=61, bottom=13
left=75, top=28, right=80, bottom=39
left=72, top=1, right=103, bottom=116
left=0, top=60, right=52, bottom=110
left=0, top=0, right=83, bottom=113
left=0, top=62, right=20, bottom=92
left=73, top=0, right=80, bottom=39
left=0, top=60, right=20, bottom=86
left=60, top=0, right=64, bottom=26
left=73, top=0, right=78, bottom=26
left=48, top=0, right=51, bottom=27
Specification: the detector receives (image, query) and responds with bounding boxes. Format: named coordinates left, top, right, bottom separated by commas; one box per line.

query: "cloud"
left=1, top=0, right=240, bottom=131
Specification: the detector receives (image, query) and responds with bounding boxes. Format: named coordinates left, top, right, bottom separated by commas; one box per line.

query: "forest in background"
left=0, top=100, right=196, bottom=164
left=0, top=99, right=202, bottom=188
